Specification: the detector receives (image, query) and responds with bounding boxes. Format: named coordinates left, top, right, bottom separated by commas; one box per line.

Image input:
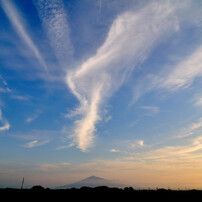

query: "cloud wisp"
left=133, top=45, right=202, bottom=103
left=0, top=108, right=10, bottom=132
left=0, top=121, right=10, bottom=132
left=158, top=46, right=202, bottom=91
left=26, top=110, right=42, bottom=123
left=36, top=0, right=73, bottom=68
left=135, top=135, right=202, bottom=161
left=66, top=2, right=180, bottom=152
left=23, top=139, right=49, bottom=148
left=0, top=75, right=11, bottom=93
left=26, top=114, right=39, bottom=123
left=36, top=162, right=71, bottom=172
left=1, top=0, right=48, bottom=72
left=110, top=149, right=120, bottom=153
left=0, top=76, right=10, bottom=132
left=196, top=97, right=202, bottom=107
left=141, top=106, right=159, bottom=116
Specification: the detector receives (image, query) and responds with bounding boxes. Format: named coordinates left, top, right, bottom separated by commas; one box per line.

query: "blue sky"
left=0, top=0, right=202, bottom=189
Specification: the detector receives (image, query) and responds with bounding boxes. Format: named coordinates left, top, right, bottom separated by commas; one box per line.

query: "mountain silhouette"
left=55, top=175, right=125, bottom=189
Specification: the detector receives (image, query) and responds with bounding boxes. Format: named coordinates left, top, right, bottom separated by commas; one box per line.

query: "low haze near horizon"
left=0, top=0, right=202, bottom=189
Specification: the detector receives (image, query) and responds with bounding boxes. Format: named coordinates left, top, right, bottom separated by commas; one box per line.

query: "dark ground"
left=1, top=186, right=202, bottom=200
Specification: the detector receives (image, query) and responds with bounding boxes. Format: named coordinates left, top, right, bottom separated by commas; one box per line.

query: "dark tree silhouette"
left=31, top=185, right=45, bottom=191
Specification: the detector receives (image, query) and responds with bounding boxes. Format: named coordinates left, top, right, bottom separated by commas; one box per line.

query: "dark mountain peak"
left=55, top=175, right=125, bottom=189
left=84, top=175, right=104, bottom=181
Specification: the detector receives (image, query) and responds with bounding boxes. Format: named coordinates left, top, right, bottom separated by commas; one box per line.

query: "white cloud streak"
left=36, top=162, right=71, bottom=172
left=26, top=113, right=39, bottom=123
left=110, top=149, right=120, bottom=153
left=55, top=143, right=74, bottom=150
left=0, top=87, right=11, bottom=93
left=134, top=45, right=202, bottom=102
left=159, top=46, right=202, bottom=91
left=141, top=106, right=159, bottom=115
left=66, top=1, right=180, bottom=151
left=137, top=136, right=202, bottom=160
left=11, top=95, right=30, bottom=101
left=130, top=140, right=145, bottom=148
left=0, top=108, right=2, bottom=120
left=0, top=76, right=10, bottom=132
left=36, top=0, right=73, bottom=66
left=195, top=96, right=202, bottom=107
left=190, top=118, right=202, bottom=131
left=1, top=0, right=48, bottom=71
left=164, top=117, right=202, bottom=139
left=0, top=108, right=10, bottom=132
left=0, top=75, right=11, bottom=93
left=23, top=139, right=49, bottom=148
left=0, top=75, right=8, bottom=86
left=0, top=122, right=10, bottom=132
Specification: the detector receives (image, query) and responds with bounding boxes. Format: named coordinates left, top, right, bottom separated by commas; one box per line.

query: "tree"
left=31, top=185, right=45, bottom=191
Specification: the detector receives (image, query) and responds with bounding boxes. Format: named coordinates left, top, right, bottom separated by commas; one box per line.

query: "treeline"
left=1, top=186, right=202, bottom=200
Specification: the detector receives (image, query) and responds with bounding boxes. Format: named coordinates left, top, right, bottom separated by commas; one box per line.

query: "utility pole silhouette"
left=21, top=177, right=25, bottom=189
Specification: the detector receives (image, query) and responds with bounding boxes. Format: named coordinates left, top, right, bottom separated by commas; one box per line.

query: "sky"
left=0, top=0, right=202, bottom=189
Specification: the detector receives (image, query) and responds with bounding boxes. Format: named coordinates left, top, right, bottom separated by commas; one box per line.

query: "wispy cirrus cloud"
left=190, top=118, right=202, bottom=131
left=26, top=111, right=42, bottom=123
left=55, top=143, right=74, bottom=151
left=133, top=135, right=202, bottom=161
left=0, top=87, right=11, bottom=93
left=35, top=162, right=71, bottom=172
left=26, top=114, right=39, bottom=123
left=0, top=108, right=10, bottom=132
left=23, top=139, right=49, bottom=148
left=0, top=76, right=10, bottom=132
left=110, top=148, right=120, bottom=153
left=133, top=45, right=202, bottom=103
left=35, top=0, right=73, bottom=67
left=0, top=75, right=11, bottom=93
left=11, top=95, right=30, bottom=101
left=1, top=0, right=48, bottom=72
left=158, top=46, right=202, bottom=91
left=0, top=121, right=10, bottom=132
left=131, top=140, right=145, bottom=148
left=141, top=106, right=159, bottom=116
left=195, top=96, right=202, bottom=107
left=66, top=1, right=180, bottom=152
left=174, top=117, right=202, bottom=139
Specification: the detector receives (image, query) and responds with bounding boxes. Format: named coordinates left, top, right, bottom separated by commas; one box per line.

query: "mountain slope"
left=56, top=175, right=125, bottom=189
